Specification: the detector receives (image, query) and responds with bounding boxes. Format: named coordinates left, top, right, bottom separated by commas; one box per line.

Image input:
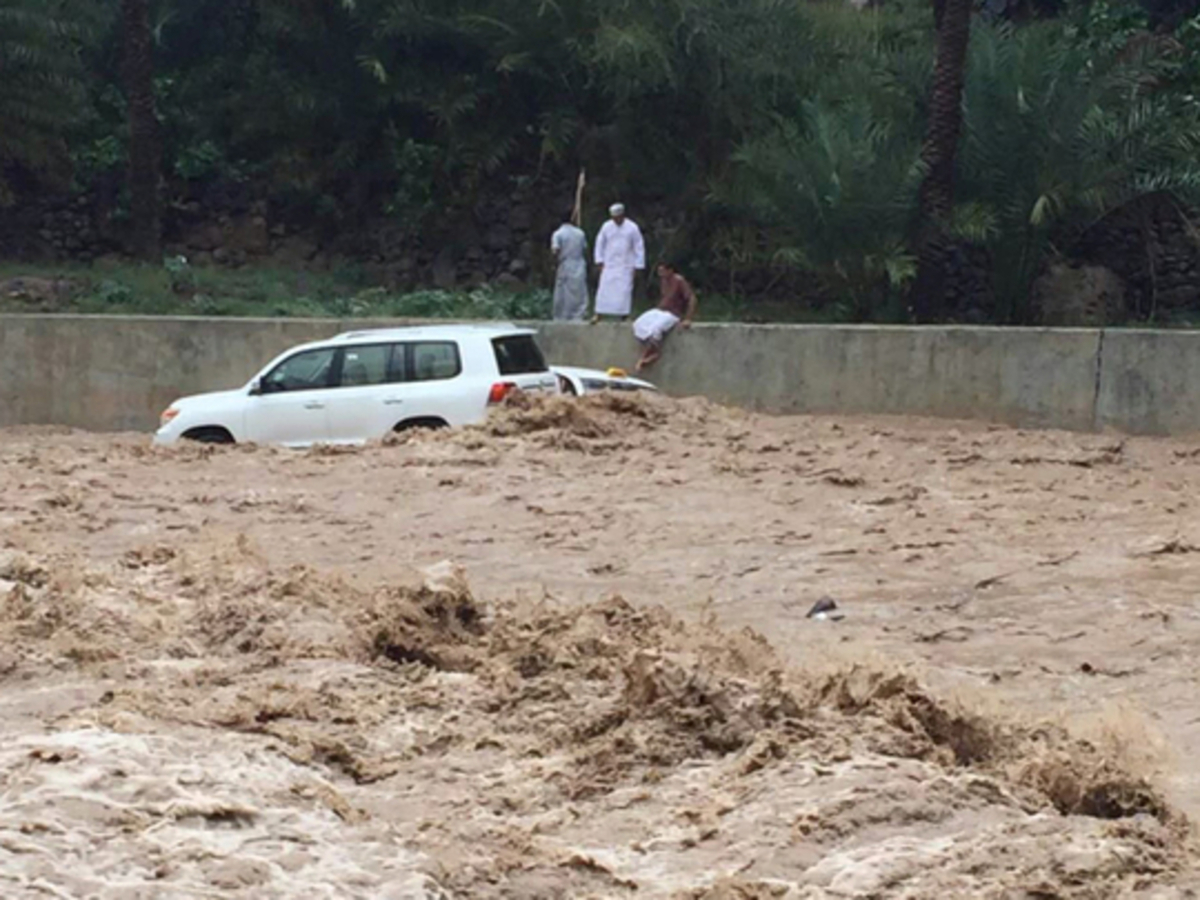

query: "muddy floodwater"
left=3, top=393, right=1200, bottom=897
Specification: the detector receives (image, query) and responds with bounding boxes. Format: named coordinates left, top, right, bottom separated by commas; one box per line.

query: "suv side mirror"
left=248, top=378, right=263, bottom=396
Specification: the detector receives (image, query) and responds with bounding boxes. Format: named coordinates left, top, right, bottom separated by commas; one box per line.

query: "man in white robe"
left=550, top=209, right=589, bottom=321
left=593, top=203, right=645, bottom=322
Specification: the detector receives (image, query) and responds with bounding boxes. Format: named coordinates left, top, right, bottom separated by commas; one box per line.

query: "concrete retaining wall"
left=0, top=314, right=1196, bottom=435
left=1094, top=331, right=1200, bottom=436
left=541, top=323, right=1104, bottom=432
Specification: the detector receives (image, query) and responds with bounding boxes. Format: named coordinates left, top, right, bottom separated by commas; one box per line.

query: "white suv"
left=154, top=324, right=561, bottom=446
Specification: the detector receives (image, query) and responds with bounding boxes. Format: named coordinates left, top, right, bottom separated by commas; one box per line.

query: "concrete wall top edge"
left=0, top=312, right=1141, bottom=337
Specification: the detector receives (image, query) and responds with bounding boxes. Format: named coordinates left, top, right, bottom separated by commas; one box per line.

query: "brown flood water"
left=2, top=394, right=1200, bottom=897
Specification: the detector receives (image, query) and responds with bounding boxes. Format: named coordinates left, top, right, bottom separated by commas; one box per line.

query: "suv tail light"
left=488, top=381, right=517, bottom=405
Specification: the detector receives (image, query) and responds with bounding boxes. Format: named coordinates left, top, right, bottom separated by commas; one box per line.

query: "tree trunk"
left=911, top=0, right=972, bottom=322
left=932, top=0, right=947, bottom=30
left=122, top=0, right=161, bottom=261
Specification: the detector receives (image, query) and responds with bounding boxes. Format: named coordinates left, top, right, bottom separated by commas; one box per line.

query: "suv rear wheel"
left=393, top=417, right=449, bottom=433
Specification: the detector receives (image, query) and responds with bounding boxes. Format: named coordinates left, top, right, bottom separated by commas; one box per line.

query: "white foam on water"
left=0, top=728, right=438, bottom=899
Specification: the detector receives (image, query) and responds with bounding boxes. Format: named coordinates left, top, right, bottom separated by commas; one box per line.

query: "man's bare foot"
left=590, top=315, right=600, bottom=325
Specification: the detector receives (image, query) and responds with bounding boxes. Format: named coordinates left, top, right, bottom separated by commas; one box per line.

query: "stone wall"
left=0, top=191, right=120, bottom=262
left=0, top=188, right=688, bottom=299
left=0, top=178, right=660, bottom=292
left=1075, top=199, right=1200, bottom=320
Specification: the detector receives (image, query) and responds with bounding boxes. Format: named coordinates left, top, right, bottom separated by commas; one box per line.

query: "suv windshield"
left=492, top=334, right=548, bottom=375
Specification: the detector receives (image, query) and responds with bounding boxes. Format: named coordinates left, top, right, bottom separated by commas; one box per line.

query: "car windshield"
left=492, top=334, right=548, bottom=376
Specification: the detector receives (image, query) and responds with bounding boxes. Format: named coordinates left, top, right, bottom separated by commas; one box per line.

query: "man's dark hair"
left=657, top=260, right=677, bottom=272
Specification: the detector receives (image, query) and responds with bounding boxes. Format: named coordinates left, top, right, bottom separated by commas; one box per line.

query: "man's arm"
left=633, top=224, right=646, bottom=270
left=683, top=281, right=698, bottom=328
left=594, top=223, right=608, bottom=268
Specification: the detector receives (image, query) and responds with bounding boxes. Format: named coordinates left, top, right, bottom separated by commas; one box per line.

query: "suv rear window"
left=492, top=335, right=548, bottom=376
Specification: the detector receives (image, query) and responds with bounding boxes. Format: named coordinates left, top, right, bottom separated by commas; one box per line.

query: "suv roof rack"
left=332, top=322, right=522, bottom=341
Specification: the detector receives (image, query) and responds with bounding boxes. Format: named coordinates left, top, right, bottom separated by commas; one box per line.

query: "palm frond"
left=0, top=0, right=88, bottom=197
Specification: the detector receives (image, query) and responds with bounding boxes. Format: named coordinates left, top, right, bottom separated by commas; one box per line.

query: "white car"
left=552, top=366, right=657, bottom=396
left=154, top=324, right=562, bottom=446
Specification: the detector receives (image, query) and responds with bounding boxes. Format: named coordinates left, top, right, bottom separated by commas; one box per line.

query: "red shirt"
left=659, top=273, right=694, bottom=319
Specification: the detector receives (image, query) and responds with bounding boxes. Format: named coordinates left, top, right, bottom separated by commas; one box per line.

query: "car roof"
left=552, top=365, right=657, bottom=389
left=331, top=323, right=534, bottom=344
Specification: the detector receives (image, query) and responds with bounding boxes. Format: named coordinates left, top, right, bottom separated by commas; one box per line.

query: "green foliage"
left=66, top=0, right=835, bottom=231
left=719, top=100, right=923, bottom=319
left=706, top=3, right=930, bottom=317
left=385, top=138, right=440, bottom=236
left=958, top=21, right=1200, bottom=321
left=93, top=278, right=134, bottom=306
left=163, top=253, right=196, bottom=293
left=0, top=256, right=846, bottom=322
left=72, top=134, right=123, bottom=176
left=708, top=5, right=1200, bottom=322
left=7, top=0, right=1200, bottom=325
left=0, top=0, right=93, bottom=203
left=0, top=259, right=554, bottom=319
left=174, top=140, right=229, bottom=181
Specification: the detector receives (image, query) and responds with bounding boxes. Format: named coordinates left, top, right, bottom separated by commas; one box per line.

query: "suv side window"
left=262, top=347, right=337, bottom=393
left=339, top=344, right=393, bottom=387
left=492, top=335, right=548, bottom=375
left=409, top=342, right=462, bottom=382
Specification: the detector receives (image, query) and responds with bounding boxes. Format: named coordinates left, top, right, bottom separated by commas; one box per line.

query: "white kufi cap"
left=609, top=203, right=625, bottom=217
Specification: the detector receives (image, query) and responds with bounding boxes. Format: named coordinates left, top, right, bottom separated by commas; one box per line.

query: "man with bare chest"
left=633, top=262, right=697, bottom=372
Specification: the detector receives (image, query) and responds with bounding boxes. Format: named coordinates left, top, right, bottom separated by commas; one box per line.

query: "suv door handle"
left=383, top=398, right=404, bottom=406
left=304, top=401, right=325, bottom=410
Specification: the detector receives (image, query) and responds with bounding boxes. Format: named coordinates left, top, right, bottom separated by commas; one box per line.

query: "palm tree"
left=911, top=0, right=973, bottom=322
left=0, top=0, right=87, bottom=204
left=957, top=23, right=1200, bottom=323
left=122, top=0, right=161, bottom=260
left=720, top=97, right=923, bottom=319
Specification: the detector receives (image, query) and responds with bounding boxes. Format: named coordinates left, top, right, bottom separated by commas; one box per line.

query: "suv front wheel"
left=182, top=426, right=235, bottom=444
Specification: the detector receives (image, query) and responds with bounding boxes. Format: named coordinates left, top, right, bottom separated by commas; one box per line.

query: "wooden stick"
left=572, top=169, right=586, bottom=228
